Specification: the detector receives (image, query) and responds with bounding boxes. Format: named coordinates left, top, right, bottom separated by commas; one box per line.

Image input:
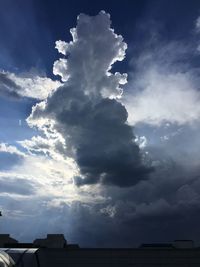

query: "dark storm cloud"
left=4, top=169, right=200, bottom=247
left=28, top=11, right=153, bottom=187
left=0, top=140, right=200, bottom=246
left=83, top=162, right=200, bottom=246
left=52, top=94, right=152, bottom=187
left=63, top=126, right=200, bottom=247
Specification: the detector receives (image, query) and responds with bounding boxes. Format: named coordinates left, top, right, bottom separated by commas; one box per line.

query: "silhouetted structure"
left=0, top=234, right=18, bottom=247
left=0, top=234, right=200, bottom=266
left=34, top=234, right=67, bottom=248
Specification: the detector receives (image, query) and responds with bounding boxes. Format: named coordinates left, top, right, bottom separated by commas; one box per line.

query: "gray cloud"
left=28, top=11, right=153, bottom=187
left=0, top=176, right=36, bottom=196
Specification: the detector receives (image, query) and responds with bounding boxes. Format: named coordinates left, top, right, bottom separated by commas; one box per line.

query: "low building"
left=0, top=235, right=200, bottom=267
left=0, top=234, right=18, bottom=247
left=34, top=234, right=67, bottom=248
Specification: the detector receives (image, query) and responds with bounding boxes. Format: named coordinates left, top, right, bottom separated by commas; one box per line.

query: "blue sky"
left=1, top=0, right=200, bottom=247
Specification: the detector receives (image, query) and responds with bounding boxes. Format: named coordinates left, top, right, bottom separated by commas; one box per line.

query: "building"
left=0, top=234, right=200, bottom=266
left=0, top=234, right=18, bottom=247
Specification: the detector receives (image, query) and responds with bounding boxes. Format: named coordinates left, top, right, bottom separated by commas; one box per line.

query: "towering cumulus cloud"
left=28, top=11, right=152, bottom=187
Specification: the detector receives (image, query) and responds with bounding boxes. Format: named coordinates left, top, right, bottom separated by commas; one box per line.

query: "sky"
left=1, top=0, right=200, bottom=247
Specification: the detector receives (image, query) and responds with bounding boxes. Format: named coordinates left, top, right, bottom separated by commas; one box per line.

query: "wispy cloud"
left=0, top=70, right=61, bottom=100
left=123, top=40, right=200, bottom=126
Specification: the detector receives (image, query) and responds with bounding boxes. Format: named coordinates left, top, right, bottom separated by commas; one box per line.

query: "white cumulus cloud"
left=27, top=11, right=152, bottom=187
